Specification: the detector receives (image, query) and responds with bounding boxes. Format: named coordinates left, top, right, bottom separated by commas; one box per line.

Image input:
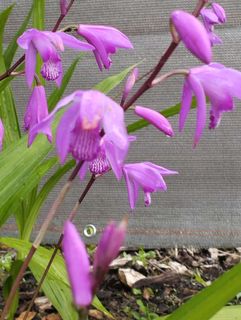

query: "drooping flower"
left=24, top=85, right=49, bottom=131
left=28, top=90, right=129, bottom=179
left=200, top=3, right=226, bottom=45
left=77, top=25, right=133, bottom=70
left=63, top=221, right=92, bottom=307
left=60, top=0, right=68, bottom=15
left=212, top=3, right=226, bottom=23
left=123, top=162, right=178, bottom=209
left=93, top=219, right=127, bottom=290
left=134, top=106, right=174, bottom=137
left=63, top=219, right=126, bottom=308
left=17, top=29, right=94, bottom=87
left=179, top=63, right=241, bottom=146
left=171, top=10, right=212, bottom=64
left=121, top=68, right=139, bottom=105
left=0, top=119, right=4, bottom=151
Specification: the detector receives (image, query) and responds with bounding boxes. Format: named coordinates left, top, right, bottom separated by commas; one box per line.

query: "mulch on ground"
left=1, top=246, right=241, bottom=319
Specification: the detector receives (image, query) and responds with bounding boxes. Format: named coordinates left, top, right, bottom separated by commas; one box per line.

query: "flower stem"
left=151, top=69, right=189, bottom=86
left=22, top=174, right=96, bottom=320
left=1, top=161, right=83, bottom=320
left=0, top=0, right=76, bottom=82
left=123, top=0, right=207, bottom=111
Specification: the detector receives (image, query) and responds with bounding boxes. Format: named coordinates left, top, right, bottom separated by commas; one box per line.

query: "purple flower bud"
left=93, top=219, right=127, bottom=289
left=24, top=85, right=49, bottom=132
left=121, top=68, right=139, bottom=105
left=63, top=221, right=92, bottom=307
left=171, top=10, right=212, bottom=64
left=134, top=106, right=174, bottom=137
left=200, top=3, right=226, bottom=46
left=77, top=25, right=133, bottom=70
left=212, top=3, right=226, bottom=23
left=60, top=0, right=68, bottom=15
left=0, top=119, right=4, bottom=151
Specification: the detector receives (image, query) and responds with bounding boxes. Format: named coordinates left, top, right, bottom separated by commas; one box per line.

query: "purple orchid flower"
left=63, top=219, right=126, bottom=308
left=0, top=119, right=4, bottom=151
left=171, top=10, right=212, bottom=64
left=123, top=162, right=178, bottom=209
left=24, top=85, right=48, bottom=131
left=121, top=68, right=139, bottom=105
left=28, top=90, right=129, bottom=179
left=134, top=106, right=174, bottom=137
left=77, top=24, right=133, bottom=70
left=63, top=221, right=92, bottom=307
left=200, top=3, right=226, bottom=46
left=17, top=29, right=94, bottom=87
left=79, top=135, right=136, bottom=181
left=179, top=63, right=241, bottom=146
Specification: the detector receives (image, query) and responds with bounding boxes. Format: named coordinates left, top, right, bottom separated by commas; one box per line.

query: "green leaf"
left=33, top=0, right=45, bottom=30
left=4, top=5, right=33, bottom=68
left=0, top=111, right=64, bottom=227
left=48, top=56, right=83, bottom=111
left=22, top=160, right=75, bottom=241
left=94, top=62, right=141, bottom=94
left=92, top=296, right=114, bottom=319
left=0, top=5, right=14, bottom=55
left=13, top=157, right=58, bottom=238
left=127, top=99, right=196, bottom=133
left=0, top=238, right=113, bottom=320
left=33, top=0, right=45, bottom=81
left=167, top=262, right=241, bottom=320
left=2, top=260, right=22, bottom=320
left=0, top=6, right=21, bottom=146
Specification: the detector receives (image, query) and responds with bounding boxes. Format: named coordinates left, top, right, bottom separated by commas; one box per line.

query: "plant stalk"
left=22, top=174, right=96, bottom=320
left=123, top=0, right=207, bottom=110
left=0, top=0, right=76, bottom=82
left=1, top=161, right=83, bottom=320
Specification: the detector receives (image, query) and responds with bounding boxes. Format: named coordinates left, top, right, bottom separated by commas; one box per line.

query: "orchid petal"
left=25, top=42, right=37, bottom=88
left=188, top=74, right=206, bottom=147
left=63, top=221, right=92, bottom=307
left=57, top=32, right=94, bottom=51
left=0, top=119, right=4, bottom=151
left=56, top=103, right=80, bottom=164
left=179, top=78, right=192, bottom=132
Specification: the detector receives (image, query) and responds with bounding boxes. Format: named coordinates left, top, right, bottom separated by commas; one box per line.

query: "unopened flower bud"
left=60, top=0, right=68, bottom=15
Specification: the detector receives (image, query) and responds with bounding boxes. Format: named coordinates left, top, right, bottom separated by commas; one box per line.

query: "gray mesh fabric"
left=1, top=1, right=241, bottom=247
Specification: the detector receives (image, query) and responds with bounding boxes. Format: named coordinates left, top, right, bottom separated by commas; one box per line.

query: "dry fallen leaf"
left=118, top=268, right=145, bottom=287
left=42, top=313, right=61, bottom=320
left=88, top=309, right=104, bottom=319
left=34, top=296, right=52, bottom=311
left=16, top=311, right=36, bottom=320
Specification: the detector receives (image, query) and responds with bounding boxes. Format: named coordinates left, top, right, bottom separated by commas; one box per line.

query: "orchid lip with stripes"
left=17, top=29, right=94, bottom=87
left=28, top=90, right=129, bottom=180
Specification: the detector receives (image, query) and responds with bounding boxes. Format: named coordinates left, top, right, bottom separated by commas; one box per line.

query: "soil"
left=1, top=247, right=241, bottom=319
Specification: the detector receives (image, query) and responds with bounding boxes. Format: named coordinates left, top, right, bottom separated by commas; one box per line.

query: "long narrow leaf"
left=94, top=62, right=141, bottom=94
left=0, top=238, right=113, bottom=319
left=22, top=160, right=75, bottom=241
left=4, top=5, right=33, bottom=68
left=0, top=6, right=21, bottom=146
left=167, top=262, right=241, bottom=320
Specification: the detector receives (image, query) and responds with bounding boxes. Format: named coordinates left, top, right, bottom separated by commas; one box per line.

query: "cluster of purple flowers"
left=1, top=0, right=240, bottom=311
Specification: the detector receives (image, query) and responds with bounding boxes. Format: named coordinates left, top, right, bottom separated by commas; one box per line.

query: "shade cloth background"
left=1, top=0, right=241, bottom=247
